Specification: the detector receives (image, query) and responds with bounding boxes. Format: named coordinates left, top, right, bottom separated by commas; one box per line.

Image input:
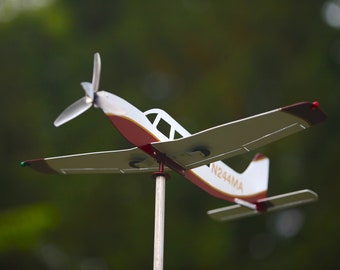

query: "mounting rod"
left=152, top=162, right=169, bottom=270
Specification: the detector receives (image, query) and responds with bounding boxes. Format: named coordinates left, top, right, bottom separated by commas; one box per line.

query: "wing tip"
left=281, top=101, right=327, bottom=126
left=21, top=159, right=58, bottom=174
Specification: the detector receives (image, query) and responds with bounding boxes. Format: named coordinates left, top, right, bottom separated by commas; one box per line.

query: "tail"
left=207, top=189, right=318, bottom=222
left=238, top=153, right=270, bottom=201
left=205, top=153, right=270, bottom=202
left=207, top=154, right=319, bottom=222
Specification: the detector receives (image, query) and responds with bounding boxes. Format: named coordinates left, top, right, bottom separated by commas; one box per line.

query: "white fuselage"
left=97, top=91, right=269, bottom=202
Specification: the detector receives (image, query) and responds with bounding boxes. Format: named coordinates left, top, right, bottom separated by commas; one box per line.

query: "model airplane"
left=22, top=53, right=326, bottom=221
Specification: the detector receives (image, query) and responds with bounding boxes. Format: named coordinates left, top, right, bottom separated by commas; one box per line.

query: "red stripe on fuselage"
left=183, top=170, right=267, bottom=203
left=108, top=114, right=158, bottom=147
left=108, top=114, right=187, bottom=173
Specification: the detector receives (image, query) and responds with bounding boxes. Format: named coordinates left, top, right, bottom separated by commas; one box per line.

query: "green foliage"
left=0, top=0, right=339, bottom=269
left=0, top=203, right=59, bottom=252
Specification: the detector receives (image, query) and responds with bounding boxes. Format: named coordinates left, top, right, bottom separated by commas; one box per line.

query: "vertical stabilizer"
left=189, top=153, right=270, bottom=203
left=239, top=153, right=270, bottom=202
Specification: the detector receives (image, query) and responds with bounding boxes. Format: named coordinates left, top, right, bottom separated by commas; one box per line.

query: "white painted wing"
left=152, top=102, right=326, bottom=169
left=22, top=147, right=159, bottom=174
left=208, top=189, right=318, bottom=222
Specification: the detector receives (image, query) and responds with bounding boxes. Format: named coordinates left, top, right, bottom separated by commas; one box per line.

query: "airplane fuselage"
left=22, top=52, right=326, bottom=221
left=97, top=91, right=268, bottom=203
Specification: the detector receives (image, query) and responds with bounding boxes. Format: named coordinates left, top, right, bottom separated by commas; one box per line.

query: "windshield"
left=144, top=109, right=191, bottom=139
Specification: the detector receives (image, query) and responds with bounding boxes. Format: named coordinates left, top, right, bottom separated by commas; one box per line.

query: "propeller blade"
left=92, top=53, right=101, bottom=93
left=81, top=82, right=94, bottom=100
left=54, top=97, right=92, bottom=127
left=54, top=53, right=105, bottom=127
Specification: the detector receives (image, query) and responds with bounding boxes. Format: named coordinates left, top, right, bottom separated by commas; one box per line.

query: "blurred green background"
left=1, top=0, right=339, bottom=269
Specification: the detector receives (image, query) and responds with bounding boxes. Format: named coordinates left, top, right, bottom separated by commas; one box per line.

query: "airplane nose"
left=96, top=91, right=127, bottom=116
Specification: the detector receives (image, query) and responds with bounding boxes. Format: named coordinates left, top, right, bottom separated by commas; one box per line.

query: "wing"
left=22, top=147, right=159, bottom=174
left=152, top=102, right=326, bottom=169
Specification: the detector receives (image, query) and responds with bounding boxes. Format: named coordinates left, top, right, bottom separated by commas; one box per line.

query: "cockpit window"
left=174, top=130, right=182, bottom=139
left=144, top=108, right=191, bottom=139
left=157, top=118, right=172, bottom=138
left=146, top=113, right=157, bottom=123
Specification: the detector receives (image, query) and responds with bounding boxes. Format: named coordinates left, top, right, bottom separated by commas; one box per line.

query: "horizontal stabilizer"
left=207, top=189, right=318, bottom=222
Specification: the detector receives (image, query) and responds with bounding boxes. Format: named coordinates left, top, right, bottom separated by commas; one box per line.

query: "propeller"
left=54, top=53, right=102, bottom=127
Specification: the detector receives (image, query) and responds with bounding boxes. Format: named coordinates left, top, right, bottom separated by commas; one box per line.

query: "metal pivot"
left=152, top=161, right=170, bottom=270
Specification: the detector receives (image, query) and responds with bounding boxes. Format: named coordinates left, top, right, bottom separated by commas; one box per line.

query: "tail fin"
left=206, top=153, right=270, bottom=202
left=184, top=153, right=270, bottom=203
left=239, top=153, right=270, bottom=201
left=207, top=189, right=318, bottom=222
